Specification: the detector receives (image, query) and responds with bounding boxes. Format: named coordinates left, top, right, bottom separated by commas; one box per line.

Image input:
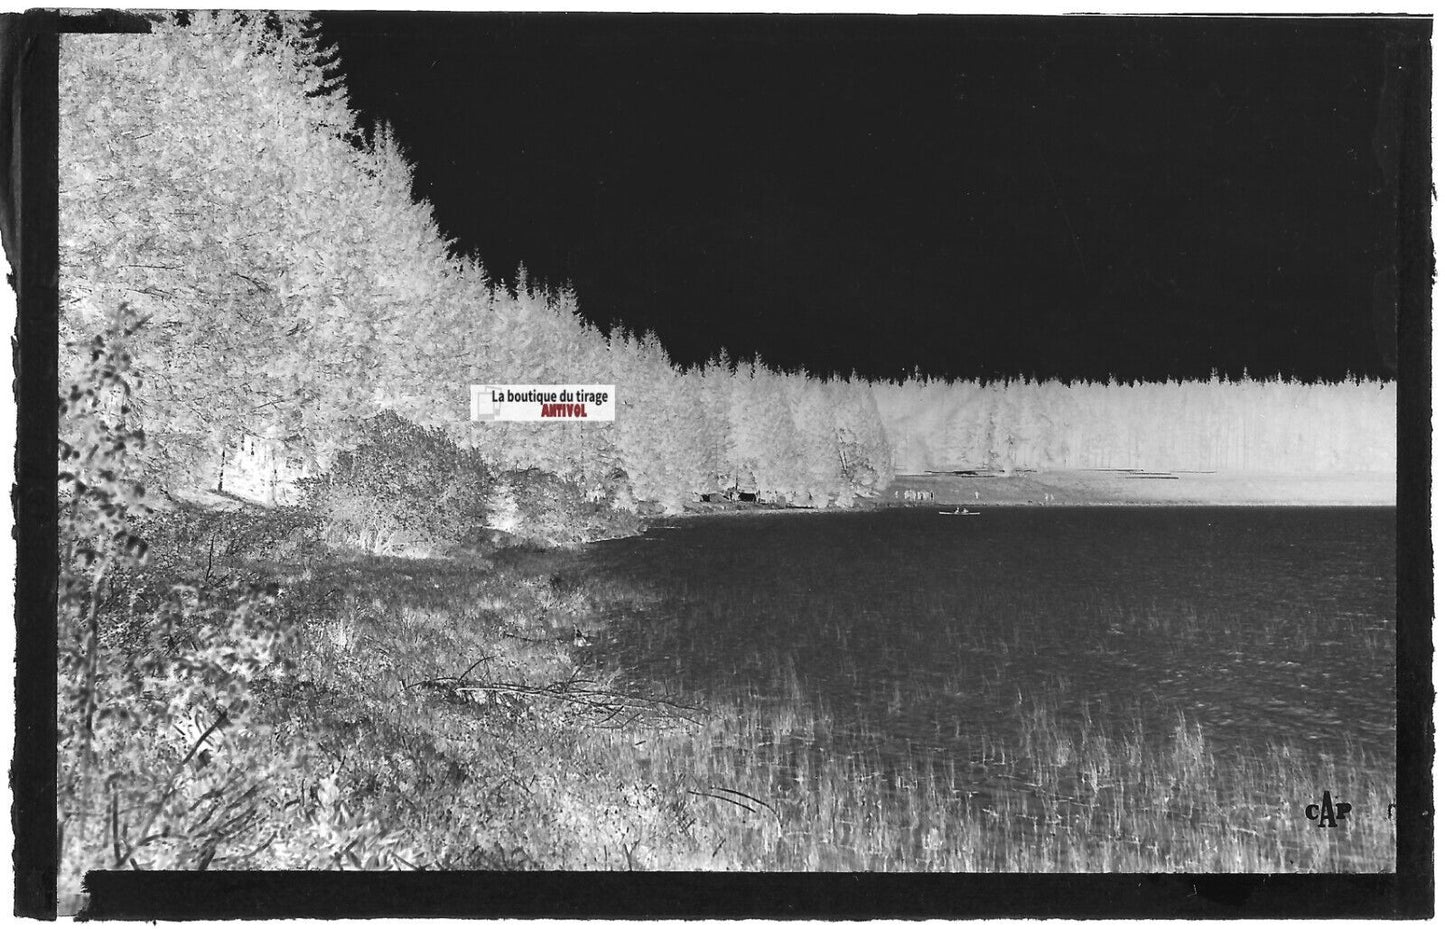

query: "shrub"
left=136, top=502, right=322, bottom=576
left=302, top=411, right=494, bottom=555
left=492, top=468, right=643, bottom=548
left=56, top=305, right=347, bottom=898
left=58, top=309, right=156, bottom=880
left=88, top=502, right=323, bottom=648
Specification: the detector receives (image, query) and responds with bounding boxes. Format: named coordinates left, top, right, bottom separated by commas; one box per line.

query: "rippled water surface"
left=584, top=506, right=1395, bottom=783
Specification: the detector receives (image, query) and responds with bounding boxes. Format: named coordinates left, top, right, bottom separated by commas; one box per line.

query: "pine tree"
left=787, top=376, right=844, bottom=506
left=749, top=366, right=805, bottom=503
left=62, top=14, right=453, bottom=489
left=612, top=331, right=685, bottom=510
left=726, top=361, right=766, bottom=495
left=700, top=356, right=735, bottom=495
left=829, top=376, right=890, bottom=497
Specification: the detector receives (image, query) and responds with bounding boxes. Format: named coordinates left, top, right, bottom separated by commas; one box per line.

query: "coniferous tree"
left=674, top=367, right=719, bottom=501
left=750, top=366, right=806, bottom=503
left=63, top=14, right=455, bottom=489
left=828, top=376, right=891, bottom=496
left=612, top=332, right=685, bottom=510
left=726, top=361, right=771, bottom=496
left=700, top=356, right=736, bottom=494
left=786, top=376, right=845, bottom=506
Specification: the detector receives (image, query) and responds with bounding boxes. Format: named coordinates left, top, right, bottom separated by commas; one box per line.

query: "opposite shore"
left=674, top=469, right=1394, bottom=518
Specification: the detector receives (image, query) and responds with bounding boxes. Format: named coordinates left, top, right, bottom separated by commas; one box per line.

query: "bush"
left=136, top=502, right=321, bottom=573
left=57, top=306, right=304, bottom=895
left=58, top=308, right=422, bottom=900
left=88, top=502, right=322, bottom=643
left=302, top=411, right=494, bottom=555
left=491, top=468, right=643, bottom=548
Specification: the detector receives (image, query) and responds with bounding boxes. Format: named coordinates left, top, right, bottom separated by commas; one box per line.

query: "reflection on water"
left=584, top=507, right=1395, bottom=794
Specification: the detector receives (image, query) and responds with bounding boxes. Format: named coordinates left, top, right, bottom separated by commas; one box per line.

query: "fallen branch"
left=449, top=679, right=703, bottom=725
left=402, top=654, right=496, bottom=692
left=688, top=785, right=785, bottom=830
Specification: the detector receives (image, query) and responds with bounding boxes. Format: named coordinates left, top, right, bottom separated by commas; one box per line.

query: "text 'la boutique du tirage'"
left=469, top=385, right=617, bottom=422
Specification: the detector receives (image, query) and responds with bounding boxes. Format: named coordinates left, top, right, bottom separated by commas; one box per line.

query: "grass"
left=604, top=686, right=1394, bottom=872
left=61, top=507, right=1395, bottom=892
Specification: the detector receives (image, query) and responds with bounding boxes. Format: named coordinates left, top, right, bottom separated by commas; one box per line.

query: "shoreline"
left=667, top=469, right=1394, bottom=520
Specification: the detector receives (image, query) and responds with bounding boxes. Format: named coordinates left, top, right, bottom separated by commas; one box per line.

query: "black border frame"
left=10, top=10, right=1432, bottom=919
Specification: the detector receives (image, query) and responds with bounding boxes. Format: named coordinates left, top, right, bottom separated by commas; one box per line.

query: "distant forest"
left=876, top=377, right=1394, bottom=475
left=59, top=14, right=1397, bottom=515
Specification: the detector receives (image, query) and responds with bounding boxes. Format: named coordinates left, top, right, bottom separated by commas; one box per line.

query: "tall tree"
left=786, top=376, right=845, bottom=506
left=62, top=13, right=447, bottom=486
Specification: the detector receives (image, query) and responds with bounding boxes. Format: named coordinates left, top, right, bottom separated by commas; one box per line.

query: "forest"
left=59, top=14, right=1393, bottom=525
left=876, top=376, right=1395, bottom=475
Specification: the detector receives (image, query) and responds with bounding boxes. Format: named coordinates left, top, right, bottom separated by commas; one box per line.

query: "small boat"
left=939, top=507, right=980, bottom=517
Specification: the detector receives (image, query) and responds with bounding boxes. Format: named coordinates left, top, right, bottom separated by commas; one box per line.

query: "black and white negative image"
left=48, top=8, right=1423, bottom=907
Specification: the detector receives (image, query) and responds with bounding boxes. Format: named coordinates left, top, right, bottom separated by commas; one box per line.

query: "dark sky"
left=318, top=13, right=1425, bottom=383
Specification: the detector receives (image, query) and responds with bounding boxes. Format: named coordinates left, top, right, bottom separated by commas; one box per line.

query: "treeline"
left=59, top=13, right=891, bottom=514
left=461, top=334, right=893, bottom=511
left=874, top=377, right=1395, bottom=475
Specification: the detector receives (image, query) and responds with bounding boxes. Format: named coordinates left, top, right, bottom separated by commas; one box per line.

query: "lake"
left=582, top=506, right=1396, bottom=839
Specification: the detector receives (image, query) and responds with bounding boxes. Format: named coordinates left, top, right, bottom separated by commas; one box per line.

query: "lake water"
left=582, top=506, right=1395, bottom=802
